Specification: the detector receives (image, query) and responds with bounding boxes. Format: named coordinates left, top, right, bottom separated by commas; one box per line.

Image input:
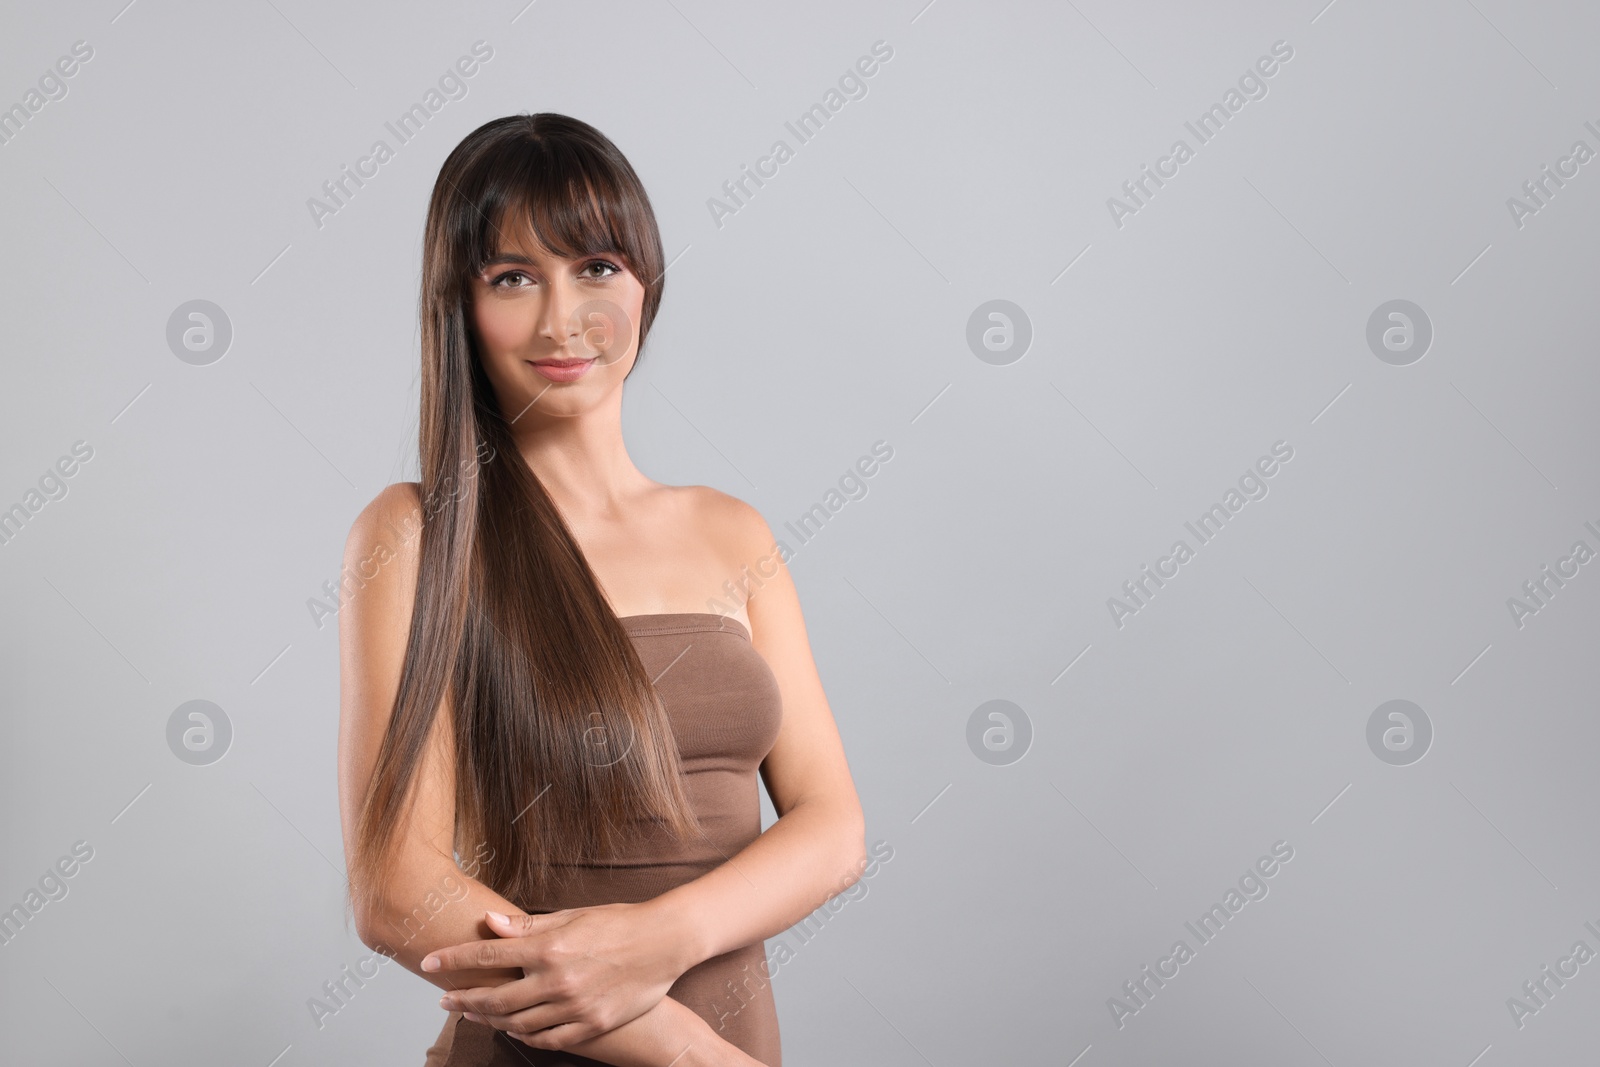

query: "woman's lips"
left=528, top=358, right=596, bottom=382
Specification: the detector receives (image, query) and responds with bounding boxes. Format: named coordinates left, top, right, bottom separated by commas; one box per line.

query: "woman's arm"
left=338, top=484, right=754, bottom=1065
left=513, top=992, right=765, bottom=1066
left=357, top=857, right=751, bottom=1065
left=652, top=494, right=870, bottom=965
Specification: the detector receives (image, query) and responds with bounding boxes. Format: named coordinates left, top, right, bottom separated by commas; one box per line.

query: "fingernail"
left=464, top=1012, right=481, bottom=1023
left=421, top=956, right=439, bottom=971
left=486, top=910, right=508, bottom=924
left=439, top=996, right=454, bottom=1009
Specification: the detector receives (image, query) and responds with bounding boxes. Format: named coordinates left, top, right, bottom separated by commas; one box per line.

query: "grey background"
left=2, top=0, right=1598, bottom=1064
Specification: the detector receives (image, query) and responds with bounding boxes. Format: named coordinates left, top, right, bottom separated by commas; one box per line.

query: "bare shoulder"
left=338, top=481, right=431, bottom=734
left=356, top=480, right=422, bottom=519
left=680, top=484, right=774, bottom=561
left=677, top=485, right=796, bottom=629
left=348, top=482, right=423, bottom=546
left=344, top=482, right=427, bottom=585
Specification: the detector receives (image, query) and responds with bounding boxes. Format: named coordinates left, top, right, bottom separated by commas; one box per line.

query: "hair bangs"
left=482, top=144, right=630, bottom=273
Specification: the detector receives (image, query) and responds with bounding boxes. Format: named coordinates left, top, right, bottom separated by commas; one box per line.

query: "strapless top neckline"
left=615, top=611, right=750, bottom=642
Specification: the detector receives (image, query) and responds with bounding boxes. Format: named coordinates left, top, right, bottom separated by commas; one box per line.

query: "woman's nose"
left=537, top=282, right=581, bottom=343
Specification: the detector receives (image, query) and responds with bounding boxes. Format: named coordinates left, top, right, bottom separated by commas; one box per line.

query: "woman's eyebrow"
left=483, top=251, right=537, bottom=267
left=482, top=247, right=621, bottom=271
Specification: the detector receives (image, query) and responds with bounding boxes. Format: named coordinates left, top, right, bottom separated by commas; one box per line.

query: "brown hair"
left=349, top=113, right=699, bottom=913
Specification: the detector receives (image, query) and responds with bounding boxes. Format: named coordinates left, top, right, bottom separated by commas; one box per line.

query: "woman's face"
left=468, top=228, right=646, bottom=424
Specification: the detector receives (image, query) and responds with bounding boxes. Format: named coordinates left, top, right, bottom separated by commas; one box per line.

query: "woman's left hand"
left=421, top=899, right=698, bottom=1049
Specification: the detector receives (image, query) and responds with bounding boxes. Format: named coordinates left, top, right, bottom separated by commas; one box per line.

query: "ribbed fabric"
left=423, top=613, right=784, bottom=1066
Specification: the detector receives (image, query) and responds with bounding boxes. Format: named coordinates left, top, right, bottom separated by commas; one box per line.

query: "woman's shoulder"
left=350, top=481, right=424, bottom=534
left=368, top=480, right=424, bottom=509
left=672, top=484, right=773, bottom=556
left=344, top=482, right=426, bottom=567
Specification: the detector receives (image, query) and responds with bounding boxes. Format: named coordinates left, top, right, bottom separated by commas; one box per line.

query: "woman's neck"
left=511, top=406, right=652, bottom=516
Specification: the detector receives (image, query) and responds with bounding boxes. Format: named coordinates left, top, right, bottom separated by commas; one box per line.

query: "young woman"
left=336, top=113, right=867, bottom=1067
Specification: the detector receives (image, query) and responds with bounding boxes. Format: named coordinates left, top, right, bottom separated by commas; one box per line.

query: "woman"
left=336, top=113, right=867, bottom=1066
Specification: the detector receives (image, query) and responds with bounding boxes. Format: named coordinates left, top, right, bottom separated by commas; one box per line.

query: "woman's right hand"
left=432, top=902, right=695, bottom=1044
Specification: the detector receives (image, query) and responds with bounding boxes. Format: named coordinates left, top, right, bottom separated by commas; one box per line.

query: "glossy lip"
left=527, top=356, right=596, bottom=382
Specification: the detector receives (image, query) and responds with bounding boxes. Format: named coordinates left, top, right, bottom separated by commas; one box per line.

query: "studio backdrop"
left=3, top=1, right=1598, bottom=1064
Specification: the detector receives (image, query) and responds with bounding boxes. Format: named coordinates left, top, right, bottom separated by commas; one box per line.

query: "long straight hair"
left=349, top=113, right=700, bottom=914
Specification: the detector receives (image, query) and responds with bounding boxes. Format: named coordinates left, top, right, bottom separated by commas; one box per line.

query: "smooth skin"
left=338, top=230, right=867, bottom=1065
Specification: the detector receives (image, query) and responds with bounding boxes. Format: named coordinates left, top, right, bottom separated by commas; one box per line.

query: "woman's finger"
left=512, top=1023, right=589, bottom=1051
left=462, top=996, right=581, bottom=1037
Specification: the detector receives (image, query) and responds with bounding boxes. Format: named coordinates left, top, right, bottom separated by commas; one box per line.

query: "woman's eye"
left=492, top=270, right=532, bottom=289
left=584, top=261, right=622, bottom=279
